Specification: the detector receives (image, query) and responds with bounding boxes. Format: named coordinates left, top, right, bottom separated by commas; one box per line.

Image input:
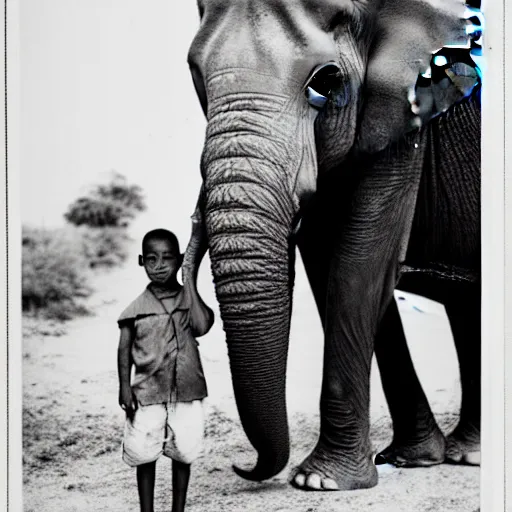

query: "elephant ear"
left=356, top=0, right=469, bottom=154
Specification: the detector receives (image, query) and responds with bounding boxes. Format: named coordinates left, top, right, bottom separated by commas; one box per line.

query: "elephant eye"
left=305, top=63, right=342, bottom=110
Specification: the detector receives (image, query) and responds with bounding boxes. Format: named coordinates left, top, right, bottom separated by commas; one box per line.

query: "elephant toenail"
left=322, top=478, right=339, bottom=490
left=393, top=457, right=407, bottom=467
left=463, top=451, right=480, bottom=465
left=306, top=473, right=322, bottom=489
left=294, top=474, right=306, bottom=487
left=446, top=446, right=462, bottom=461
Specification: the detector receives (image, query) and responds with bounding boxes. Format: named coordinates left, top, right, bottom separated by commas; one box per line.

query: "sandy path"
left=22, top=250, right=479, bottom=512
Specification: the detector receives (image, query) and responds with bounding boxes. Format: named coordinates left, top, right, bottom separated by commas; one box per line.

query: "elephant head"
left=187, top=0, right=472, bottom=480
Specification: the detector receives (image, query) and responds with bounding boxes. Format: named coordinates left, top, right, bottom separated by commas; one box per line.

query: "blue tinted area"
left=433, top=55, right=448, bottom=67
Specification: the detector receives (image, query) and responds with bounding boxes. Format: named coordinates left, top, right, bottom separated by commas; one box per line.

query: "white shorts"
left=122, top=400, right=204, bottom=467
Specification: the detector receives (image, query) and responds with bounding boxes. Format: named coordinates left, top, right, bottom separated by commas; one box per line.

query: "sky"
left=18, top=0, right=323, bottom=337
left=21, top=0, right=206, bottom=246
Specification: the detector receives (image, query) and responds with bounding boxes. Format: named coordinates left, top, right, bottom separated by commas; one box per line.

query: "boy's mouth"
left=151, top=270, right=174, bottom=281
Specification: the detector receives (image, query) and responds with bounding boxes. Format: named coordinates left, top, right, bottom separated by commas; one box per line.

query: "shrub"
left=94, top=173, right=146, bottom=213
left=22, top=227, right=92, bottom=320
left=64, top=172, right=146, bottom=228
left=22, top=174, right=146, bottom=321
left=77, top=226, right=132, bottom=268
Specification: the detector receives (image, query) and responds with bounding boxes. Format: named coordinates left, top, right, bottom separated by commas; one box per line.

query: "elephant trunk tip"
left=232, top=450, right=289, bottom=482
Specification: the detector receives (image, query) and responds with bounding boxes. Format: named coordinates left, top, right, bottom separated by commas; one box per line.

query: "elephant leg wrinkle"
left=374, top=299, right=447, bottom=467
left=290, top=380, right=379, bottom=490
left=291, top=425, right=379, bottom=491
left=292, top=134, right=425, bottom=490
left=375, top=431, right=446, bottom=468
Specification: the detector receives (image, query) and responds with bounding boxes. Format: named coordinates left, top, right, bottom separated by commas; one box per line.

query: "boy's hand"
left=119, top=386, right=137, bottom=421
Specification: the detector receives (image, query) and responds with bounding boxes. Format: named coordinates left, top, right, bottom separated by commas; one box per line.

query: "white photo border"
left=3, top=0, right=510, bottom=510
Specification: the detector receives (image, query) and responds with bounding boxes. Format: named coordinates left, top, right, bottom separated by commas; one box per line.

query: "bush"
left=77, top=226, right=132, bottom=268
left=64, top=172, right=146, bottom=228
left=22, top=174, right=146, bottom=321
left=22, top=227, right=92, bottom=320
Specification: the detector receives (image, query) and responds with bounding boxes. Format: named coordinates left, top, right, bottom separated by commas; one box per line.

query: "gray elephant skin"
left=183, top=0, right=481, bottom=492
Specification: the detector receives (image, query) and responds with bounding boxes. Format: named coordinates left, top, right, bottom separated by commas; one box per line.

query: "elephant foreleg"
left=293, top=140, right=425, bottom=491
left=374, top=297, right=446, bottom=466
left=296, top=171, right=357, bottom=326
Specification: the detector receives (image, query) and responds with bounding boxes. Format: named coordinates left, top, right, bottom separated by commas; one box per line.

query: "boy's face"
left=140, top=238, right=180, bottom=285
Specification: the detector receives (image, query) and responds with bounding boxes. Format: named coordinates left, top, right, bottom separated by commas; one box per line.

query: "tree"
left=64, top=172, right=146, bottom=228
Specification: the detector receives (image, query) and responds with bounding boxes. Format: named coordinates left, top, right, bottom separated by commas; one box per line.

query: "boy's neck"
left=149, top=279, right=181, bottom=297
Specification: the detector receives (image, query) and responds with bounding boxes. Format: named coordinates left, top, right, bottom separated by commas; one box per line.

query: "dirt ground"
left=22, top=248, right=480, bottom=512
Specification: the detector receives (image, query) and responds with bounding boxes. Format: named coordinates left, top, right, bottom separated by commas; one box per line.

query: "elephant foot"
left=375, top=427, right=446, bottom=468
left=445, top=424, right=480, bottom=465
left=290, top=443, right=378, bottom=491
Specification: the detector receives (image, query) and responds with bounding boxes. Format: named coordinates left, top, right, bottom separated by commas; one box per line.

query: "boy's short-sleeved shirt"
left=118, top=284, right=208, bottom=405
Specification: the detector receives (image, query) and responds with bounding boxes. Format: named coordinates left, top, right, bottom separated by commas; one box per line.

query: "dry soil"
left=22, top=250, right=480, bottom=512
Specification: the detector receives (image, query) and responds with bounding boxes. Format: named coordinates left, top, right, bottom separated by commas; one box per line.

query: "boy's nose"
left=154, top=258, right=171, bottom=270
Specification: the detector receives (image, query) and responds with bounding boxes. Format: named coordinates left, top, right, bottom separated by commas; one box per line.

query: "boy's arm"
left=117, top=323, right=137, bottom=419
left=182, top=187, right=215, bottom=338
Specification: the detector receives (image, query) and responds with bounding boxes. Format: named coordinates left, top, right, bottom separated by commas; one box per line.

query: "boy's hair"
left=142, top=229, right=180, bottom=255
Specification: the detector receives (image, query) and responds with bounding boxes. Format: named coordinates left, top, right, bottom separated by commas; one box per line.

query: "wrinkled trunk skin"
left=202, top=109, right=297, bottom=479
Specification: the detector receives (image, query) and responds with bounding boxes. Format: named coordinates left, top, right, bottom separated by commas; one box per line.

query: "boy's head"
left=139, top=229, right=183, bottom=285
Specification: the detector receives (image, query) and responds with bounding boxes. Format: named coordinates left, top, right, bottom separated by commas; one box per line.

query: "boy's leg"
left=122, top=403, right=167, bottom=512
left=164, top=400, right=205, bottom=512
left=137, top=462, right=156, bottom=512
left=172, top=459, right=191, bottom=512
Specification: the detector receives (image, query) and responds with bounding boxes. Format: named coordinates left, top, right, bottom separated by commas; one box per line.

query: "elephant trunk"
left=203, top=132, right=295, bottom=479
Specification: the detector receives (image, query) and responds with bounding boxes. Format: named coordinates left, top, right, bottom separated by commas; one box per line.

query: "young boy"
left=117, top=228, right=213, bottom=512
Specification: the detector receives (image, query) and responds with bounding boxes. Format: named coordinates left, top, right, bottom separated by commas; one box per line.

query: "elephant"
left=181, top=0, right=482, bottom=492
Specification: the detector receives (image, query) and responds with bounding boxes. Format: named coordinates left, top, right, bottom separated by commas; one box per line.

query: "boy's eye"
left=144, top=254, right=177, bottom=267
